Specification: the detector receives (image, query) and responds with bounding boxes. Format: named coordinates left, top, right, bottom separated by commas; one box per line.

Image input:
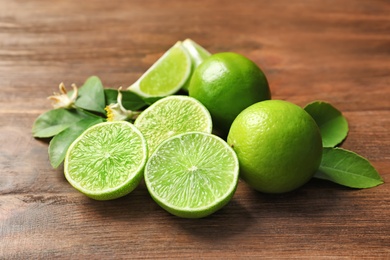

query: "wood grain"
left=1, top=0, right=389, bottom=258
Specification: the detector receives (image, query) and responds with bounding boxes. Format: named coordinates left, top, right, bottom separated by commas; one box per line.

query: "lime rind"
left=144, top=132, right=239, bottom=218
left=64, top=121, right=148, bottom=200
left=128, top=41, right=191, bottom=98
left=134, top=95, right=213, bottom=156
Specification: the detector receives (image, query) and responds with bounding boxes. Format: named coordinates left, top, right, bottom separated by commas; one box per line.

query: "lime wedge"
left=145, top=132, right=239, bottom=218
left=64, top=121, right=147, bottom=200
left=181, top=39, right=211, bottom=91
left=134, top=95, right=212, bottom=156
left=182, top=38, right=211, bottom=67
left=128, top=41, right=191, bottom=98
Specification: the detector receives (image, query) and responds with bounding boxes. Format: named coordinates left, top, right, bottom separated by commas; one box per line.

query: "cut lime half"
left=145, top=132, right=239, bottom=218
left=128, top=41, right=191, bottom=98
left=134, top=95, right=212, bottom=156
left=64, top=121, right=148, bottom=200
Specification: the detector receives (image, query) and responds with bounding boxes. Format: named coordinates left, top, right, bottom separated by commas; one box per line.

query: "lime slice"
left=182, top=38, right=211, bottom=67
left=145, top=132, right=239, bottom=218
left=128, top=41, right=191, bottom=98
left=64, top=121, right=147, bottom=200
left=134, top=95, right=212, bottom=156
left=181, top=39, right=211, bottom=91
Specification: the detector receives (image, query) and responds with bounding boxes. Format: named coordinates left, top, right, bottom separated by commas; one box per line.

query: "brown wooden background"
left=1, top=0, right=389, bottom=258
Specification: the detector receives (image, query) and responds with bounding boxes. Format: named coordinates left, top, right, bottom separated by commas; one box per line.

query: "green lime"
left=189, top=52, right=270, bottom=135
left=181, top=38, right=211, bottom=91
left=227, top=100, right=322, bottom=193
left=134, top=95, right=212, bottom=156
left=182, top=38, right=211, bottom=66
left=128, top=41, right=191, bottom=98
left=64, top=121, right=148, bottom=200
left=145, top=132, right=239, bottom=218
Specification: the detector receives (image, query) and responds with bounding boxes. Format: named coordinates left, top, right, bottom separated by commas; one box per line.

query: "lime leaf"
left=75, top=76, right=106, bottom=114
left=142, top=96, right=165, bottom=105
left=104, top=88, right=147, bottom=111
left=48, top=117, right=105, bottom=168
left=304, top=101, right=348, bottom=147
left=314, top=147, right=384, bottom=188
left=32, top=108, right=91, bottom=138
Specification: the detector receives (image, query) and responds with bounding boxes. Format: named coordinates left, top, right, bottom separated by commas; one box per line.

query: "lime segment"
left=145, top=132, right=239, bottom=218
left=181, top=39, right=211, bottom=91
left=134, top=95, right=212, bottom=156
left=128, top=41, right=191, bottom=98
left=182, top=38, right=211, bottom=67
left=64, top=121, right=147, bottom=200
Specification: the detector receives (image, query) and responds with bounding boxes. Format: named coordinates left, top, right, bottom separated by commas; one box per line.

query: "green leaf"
left=314, top=147, right=384, bottom=188
left=104, top=88, right=147, bottom=110
left=142, top=96, right=165, bottom=105
left=48, top=117, right=104, bottom=168
left=304, top=101, right=348, bottom=147
left=75, top=76, right=106, bottom=114
left=32, top=108, right=91, bottom=138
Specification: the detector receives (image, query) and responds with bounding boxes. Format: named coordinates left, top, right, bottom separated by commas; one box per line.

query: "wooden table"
left=1, top=0, right=389, bottom=258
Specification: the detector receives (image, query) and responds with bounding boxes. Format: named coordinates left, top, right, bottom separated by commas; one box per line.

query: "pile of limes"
left=64, top=39, right=323, bottom=218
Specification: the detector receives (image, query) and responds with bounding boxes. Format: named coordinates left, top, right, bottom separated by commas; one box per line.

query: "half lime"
left=134, top=95, right=212, bottom=156
left=145, top=132, right=239, bottom=218
left=64, top=121, right=147, bottom=200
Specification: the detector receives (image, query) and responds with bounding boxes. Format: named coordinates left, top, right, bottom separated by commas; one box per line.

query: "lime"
left=181, top=39, right=211, bottom=91
left=189, top=52, right=270, bottom=135
left=64, top=121, right=148, bottom=200
left=128, top=41, right=191, bottom=98
left=227, top=100, right=322, bottom=193
left=182, top=38, right=211, bottom=67
left=134, top=95, right=212, bottom=156
left=145, top=132, right=239, bottom=218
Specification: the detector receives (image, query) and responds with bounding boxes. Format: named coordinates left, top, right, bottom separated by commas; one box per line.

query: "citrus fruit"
left=182, top=38, right=211, bottom=67
left=128, top=41, right=191, bottom=98
left=134, top=95, right=212, bottom=156
left=181, top=38, right=211, bottom=91
left=189, top=52, right=270, bottom=135
left=64, top=121, right=148, bottom=200
left=227, top=100, right=322, bottom=193
left=145, top=132, right=239, bottom=218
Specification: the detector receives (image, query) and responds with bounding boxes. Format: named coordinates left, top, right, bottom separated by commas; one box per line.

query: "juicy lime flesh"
left=65, top=122, right=147, bottom=198
left=139, top=45, right=190, bottom=96
left=145, top=132, right=239, bottom=218
left=134, top=96, right=212, bottom=156
left=227, top=100, right=322, bottom=193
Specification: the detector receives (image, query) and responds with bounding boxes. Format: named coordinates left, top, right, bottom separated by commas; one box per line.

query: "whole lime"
left=227, top=100, right=323, bottom=193
left=189, top=52, right=270, bottom=135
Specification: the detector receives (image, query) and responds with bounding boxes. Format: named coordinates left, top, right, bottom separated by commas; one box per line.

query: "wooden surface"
left=1, top=0, right=389, bottom=258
